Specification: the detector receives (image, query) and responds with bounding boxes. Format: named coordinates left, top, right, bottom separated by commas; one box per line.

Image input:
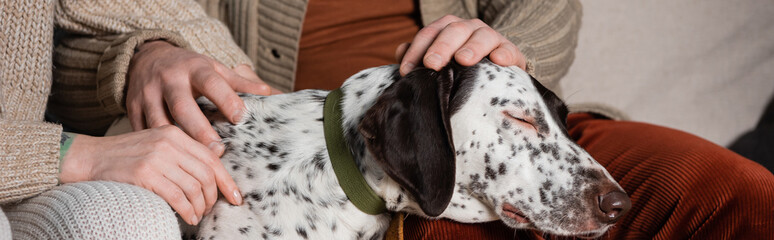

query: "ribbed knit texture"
left=3, top=181, right=180, bottom=239
left=487, top=0, right=582, bottom=97
left=390, top=113, right=774, bottom=239
left=48, top=36, right=114, bottom=135
left=0, top=0, right=54, bottom=122
left=50, top=32, right=192, bottom=134
left=0, top=121, right=61, bottom=204
left=48, top=0, right=254, bottom=134
left=254, top=0, right=308, bottom=93
left=0, top=0, right=62, bottom=205
left=0, top=209, right=10, bottom=240
left=54, top=0, right=252, bottom=70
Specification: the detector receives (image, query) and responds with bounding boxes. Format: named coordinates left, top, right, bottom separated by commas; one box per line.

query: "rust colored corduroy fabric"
left=397, top=113, right=774, bottom=240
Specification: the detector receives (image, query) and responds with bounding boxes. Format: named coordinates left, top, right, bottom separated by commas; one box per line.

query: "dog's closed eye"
left=503, top=111, right=536, bottom=131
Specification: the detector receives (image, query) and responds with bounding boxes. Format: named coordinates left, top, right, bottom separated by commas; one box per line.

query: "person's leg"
left=0, top=207, right=10, bottom=240
left=3, top=181, right=180, bottom=239
left=395, top=113, right=774, bottom=239
left=568, top=113, right=774, bottom=239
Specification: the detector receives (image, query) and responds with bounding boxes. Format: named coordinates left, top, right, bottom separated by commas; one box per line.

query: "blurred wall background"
left=561, top=1, right=774, bottom=146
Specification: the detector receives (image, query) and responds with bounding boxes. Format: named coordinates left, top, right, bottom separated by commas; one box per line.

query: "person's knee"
left=650, top=144, right=773, bottom=202
left=0, top=208, right=11, bottom=240
left=4, top=181, right=180, bottom=239
left=569, top=116, right=774, bottom=237
left=690, top=158, right=774, bottom=203
left=687, top=163, right=774, bottom=237
left=569, top=118, right=728, bottom=167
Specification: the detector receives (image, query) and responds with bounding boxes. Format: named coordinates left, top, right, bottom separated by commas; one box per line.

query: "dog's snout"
left=597, top=191, right=631, bottom=223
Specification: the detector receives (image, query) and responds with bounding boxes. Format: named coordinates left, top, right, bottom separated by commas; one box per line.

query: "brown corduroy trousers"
left=391, top=113, right=774, bottom=240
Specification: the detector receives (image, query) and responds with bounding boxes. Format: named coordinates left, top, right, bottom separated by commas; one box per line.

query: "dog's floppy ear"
left=359, top=67, right=456, bottom=217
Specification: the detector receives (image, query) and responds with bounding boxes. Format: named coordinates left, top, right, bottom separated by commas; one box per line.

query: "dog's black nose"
left=597, top=191, right=631, bottom=223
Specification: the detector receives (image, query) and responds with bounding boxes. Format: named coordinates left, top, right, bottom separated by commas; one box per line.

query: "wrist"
left=59, top=134, right=96, bottom=183
left=59, top=132, right=76, bottom=162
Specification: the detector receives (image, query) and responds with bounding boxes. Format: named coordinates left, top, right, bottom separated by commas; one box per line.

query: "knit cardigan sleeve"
left=51, top=0, right=253, bottom=122
left=0, top=121, right=61, bottom=204
left=485, top=0, right=582, bottom=96
left=0, top=1, right=61, bottom=205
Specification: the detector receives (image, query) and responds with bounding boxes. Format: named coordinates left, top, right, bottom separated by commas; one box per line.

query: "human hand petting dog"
left=59, top=126, right=242, bottom=226
left=127, top=40, right=276, bottom=153
left=396, top=15, right=527, bottom=75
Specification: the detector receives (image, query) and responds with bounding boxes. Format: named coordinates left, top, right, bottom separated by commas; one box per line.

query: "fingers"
left=191, top=69, right=246, bottom=124
left=162, top=82, right=225, bottom=156
left=143, top=100, right=173, bottom=128
left=152, top=126, right=240, bottom=216
left=211, top=156, right=243, bottom=206
left=454, top=27, right=502, bottom=66
left=399, top=15, right=527, bottom=75
left=163, top=166, right=207, bottom=221
left=422, top=20, right=482, bottom=70
left=491, top=42, right=527, bottom=70
left=167, top=126, right=241, bottom=213
left=270, top=88, right=284, bottom=95
left=395, top=42, right=410, bottom=63
left=127, top=100, right=146, bottom=131
left=177, top=156, right=218, bottom=215
left=149, top=175, right=199, bottom=225
left=400, top=15, right=463, bottom=75
left=181, top=136, right=243, bottom=207
left=137, top=126, right=240, bottom=225
left=227, top=64, right=272, bottom=96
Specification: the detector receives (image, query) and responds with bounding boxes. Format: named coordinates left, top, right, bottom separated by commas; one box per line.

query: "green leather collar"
left=323, top=88, right=387, bottom=215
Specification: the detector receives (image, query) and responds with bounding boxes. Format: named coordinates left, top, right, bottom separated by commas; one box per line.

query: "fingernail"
left=231, top=109, right=243, bottom=123
left=425, top=53, right=442, bottom=69
left=233, top=190, right=243, bottom=205
left=191, top=215, right=199, bottom=225
left=208, top=141, right=225, bottom=155
left=458, top=48, right=474, bottom=61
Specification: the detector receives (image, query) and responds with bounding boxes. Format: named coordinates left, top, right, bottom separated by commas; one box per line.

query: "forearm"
left=486, top=0, right=582, bottom=94
left=0, top=121, right=61, bottom=205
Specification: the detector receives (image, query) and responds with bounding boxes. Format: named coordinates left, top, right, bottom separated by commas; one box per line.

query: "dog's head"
left=359, top=59, right=630, bottom=237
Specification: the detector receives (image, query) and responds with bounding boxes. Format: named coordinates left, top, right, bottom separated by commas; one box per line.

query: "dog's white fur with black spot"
left=193, top=59, right=628, bottom=239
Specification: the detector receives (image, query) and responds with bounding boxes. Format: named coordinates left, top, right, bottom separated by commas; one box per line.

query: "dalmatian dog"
left=194, top=59, right=631, bottom=239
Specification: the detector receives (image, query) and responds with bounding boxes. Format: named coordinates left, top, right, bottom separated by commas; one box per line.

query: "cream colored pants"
left=1, top=181, right=180, bottom=239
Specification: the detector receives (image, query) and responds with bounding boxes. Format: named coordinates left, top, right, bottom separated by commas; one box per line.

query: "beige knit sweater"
left=1, top=0, right=252, bottom=204
left=2, top=0, right=581, bottom=204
